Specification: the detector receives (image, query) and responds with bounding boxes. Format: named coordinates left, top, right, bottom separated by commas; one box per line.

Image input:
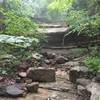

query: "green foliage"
left=48, top=0, right=74, bottom=12
left=0, top=54, right=20, bottom=75
left=0, top=34, right=39, bottom=48
left=73, top=0, right=100, bottom=15
left=0, top=36, right=38, bottom=61
left=83, top=47, right=100, bottom=71
left=84, top=56, right=100, bottom=71
left=0, top=8, right=46, bottom=42
left=65, top=10, right=100, bottom=37
left=3, top=11, right=37, bottom=36
left=5, top=0, right=33, bottom=17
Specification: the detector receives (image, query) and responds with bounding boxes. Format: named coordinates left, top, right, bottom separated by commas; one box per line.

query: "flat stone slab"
left=0, top=84, right=25, bottom=97
left=6, top=85, right=25, bottom=97
left=27, top=68, right=56, bottom=82
left=37, top=27, right=68, bottom=34
left=39, top=23, right=64, bottom=28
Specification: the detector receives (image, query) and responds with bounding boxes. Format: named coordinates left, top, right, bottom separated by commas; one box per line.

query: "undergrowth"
left=83, top=46, right=100, bottom=71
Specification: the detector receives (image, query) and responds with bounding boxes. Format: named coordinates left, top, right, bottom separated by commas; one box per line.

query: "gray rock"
left=6, top=84, right=25, bottom=97
left=64, top=61, right=79, bottom=67
left=27, top=67, right=56, bottom=82
left=46, top=53, right=56, bottom=59
left=69, top=69, right=78, bottom=83
left=26, top=82, right=39, bottom=93
left=69, top=66, right=93, bottom=83
left=76, top=78, right=91, bottom=87
left=55, top=56, right=69, bottom=64
left=87, top=82, right=100, bottom=100
left=18, top=72, right=27, bottom=78
left=77, top=86, right=91, bottom=100
left=95, top=70, right=100, bottom=82
left=44, top=59, right=51, bottom=65
left=32, top=52, right=43, bottom=60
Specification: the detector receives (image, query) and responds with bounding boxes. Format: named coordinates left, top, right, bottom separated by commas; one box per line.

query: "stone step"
left=39, top=23, right=65, bottom=28
left=38, top=27, right=68, bottom=34
left=38, top=23, right=100, bottom=47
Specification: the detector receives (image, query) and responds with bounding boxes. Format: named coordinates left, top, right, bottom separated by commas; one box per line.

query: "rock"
left=77, top=85, right=91, bottom=100
left=55, top=56, right=69, bottom=64
left=76, top=78, right=91, bottom=87
left=46, top=53, right=56, bottom=59
left=44, top=59, right=51, bottom=65
left=26, top=82, right=39, bottom=93
left=64, top=61, right=79, bottom=67
left=6, top=84, right=25, bottom=97
left=25, top=78, right=32, bottom=84
left=15, top=77, right=21, bottom=83
left=87, top=82, right=100, bottom=100
left=19, top=58, right=38, bottom=70
left=95, top=70, right=100, bottom=82
left=18, top=72, right=27, bottom=78
left=27, top=67, right=56, bottom=82
left=69, top=68, right=78, bottom=83
left=69, top=66, right=93, bottom=83
left=41, top=51, right=48, bottom=57
left=32, top=53, right=43, bottom=60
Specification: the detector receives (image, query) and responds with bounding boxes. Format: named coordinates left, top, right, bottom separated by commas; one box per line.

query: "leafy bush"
left=48, top=0, right=74, bottom=12
left=65, top=10, right=100, bottom=37
left=83, top=47, right=100, bottom=71
left=0, top=8, right=46, bottom=42
left=0, top=54, right=20, bottom=75
left=0, top=34, right=39, bottom=58
left=2, top=11, right=37, bottom=36
left=84, top=56, right=100, bottom=71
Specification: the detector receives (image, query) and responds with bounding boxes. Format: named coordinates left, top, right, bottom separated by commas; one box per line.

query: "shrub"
left=83, top=47, right=100, bottom=71
left=2, top=11, right=37, bottom=36
left=84, top=56, right=100, bottom=71
left=65, top=10, right=100, bottom=37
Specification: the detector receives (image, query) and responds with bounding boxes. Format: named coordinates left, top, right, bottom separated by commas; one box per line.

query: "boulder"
left=76, top=78, right=91, bottom=87
left=77, top=85, right=91, bottom=100
left=27, top=67, right=56, bottom=82
left=87, top=82, right=100, bottom=100
left=6, top=84, right=25, bottom=97
left=55, top=56, right=69, bottom=64
left=69, top=66, right=93, bottom=83
left=26, top=82, right=39, bottom=93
